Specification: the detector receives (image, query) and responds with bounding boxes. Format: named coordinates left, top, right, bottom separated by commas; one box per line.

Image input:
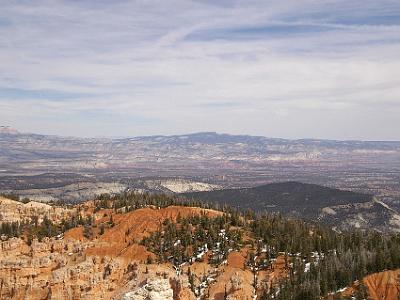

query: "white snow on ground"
left=304, top=262, right=311, bottom=272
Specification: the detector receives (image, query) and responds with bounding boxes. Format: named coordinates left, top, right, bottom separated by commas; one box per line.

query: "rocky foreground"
left=0, top=197, right=399, bottom=300
left=0, top=198, right=260, bottom=299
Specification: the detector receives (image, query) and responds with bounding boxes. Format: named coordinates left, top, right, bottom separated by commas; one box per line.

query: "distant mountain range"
left=1, top=130, right=399, bottom=218
left=1, top=130, right=399, bottom=170
left=182, top=181, right=400, bottom=233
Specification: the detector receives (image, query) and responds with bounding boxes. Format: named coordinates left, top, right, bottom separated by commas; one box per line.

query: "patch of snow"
left=304, top=262, right=311, bottom=272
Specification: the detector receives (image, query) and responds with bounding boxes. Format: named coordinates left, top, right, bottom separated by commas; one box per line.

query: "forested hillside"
left=182, top=181, right=400, bottom=232
left=183, top=181, right=372, bottom=218
left=102, top=192, right=400, bottom=299
left=1, top=191, right=399, bottom=299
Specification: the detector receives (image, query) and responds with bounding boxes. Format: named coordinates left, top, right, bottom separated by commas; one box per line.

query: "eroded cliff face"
left=0, top=197, right=74, bottom=224
left=337, top=269, right=400, bottom=300
left=363, top=269, right=400, bottom=300
left=0, top=199, right=291, bottom=300
left=0, top=236, right=196, bottom=300
left=122, top=279, right=174, bottom=300
left=0, top=205, right=205, bottom=300
left=0, top=236, right=89, bottom=299
left=5, top=199, right=372, bottom=300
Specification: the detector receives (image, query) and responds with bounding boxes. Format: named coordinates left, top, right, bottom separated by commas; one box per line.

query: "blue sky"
left=0, top=0, right=399, bottom=140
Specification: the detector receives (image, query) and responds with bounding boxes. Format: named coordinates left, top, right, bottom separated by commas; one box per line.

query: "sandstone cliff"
left=0, top=197, right=74, bottom=224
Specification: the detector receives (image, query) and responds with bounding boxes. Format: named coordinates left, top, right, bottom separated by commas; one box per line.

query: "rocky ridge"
left=0, top=196, right=74, bottom=224
left=122, top=279, right=174, bottom=300
left=0, top=203, right=219, bottom=300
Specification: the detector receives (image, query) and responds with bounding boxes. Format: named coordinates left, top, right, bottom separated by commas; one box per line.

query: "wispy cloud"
left=0, top=0, right=399, bottom=139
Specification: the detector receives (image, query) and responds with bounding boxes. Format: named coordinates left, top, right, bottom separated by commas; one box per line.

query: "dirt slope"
left=102, top=206, right=221, bottom=242
left=364, top=269, right=400, bottom=300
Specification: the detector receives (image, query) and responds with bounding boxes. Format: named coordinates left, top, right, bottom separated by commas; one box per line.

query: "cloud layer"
left=0, top=0, right=399, bottom=139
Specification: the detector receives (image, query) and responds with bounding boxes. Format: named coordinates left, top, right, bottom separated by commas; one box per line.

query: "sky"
left=0, top=0, right=400, bottom=140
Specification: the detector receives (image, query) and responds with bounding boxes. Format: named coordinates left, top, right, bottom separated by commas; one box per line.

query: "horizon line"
left=2, top=127, right=400, bottom=143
